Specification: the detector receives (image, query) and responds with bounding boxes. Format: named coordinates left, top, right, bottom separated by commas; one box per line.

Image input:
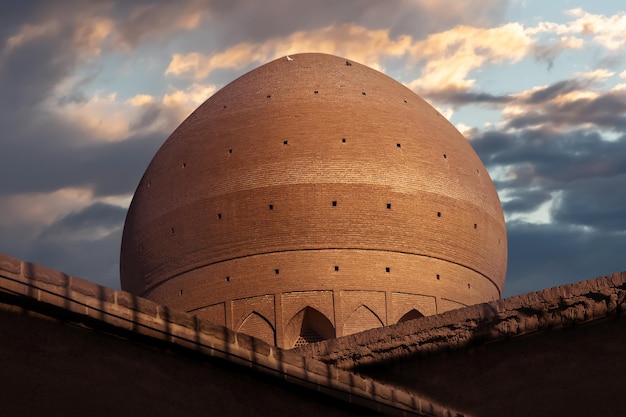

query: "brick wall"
left=120, top=53, right=507, bottom=349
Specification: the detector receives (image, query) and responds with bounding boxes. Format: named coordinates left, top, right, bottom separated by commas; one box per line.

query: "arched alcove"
left=238, top=311, right=275, bottom=346
left=343, top=305, right=383, bottom=336
left=398, top=309, right=424, bottom=323
left=285, top=307, right=335, bottom=348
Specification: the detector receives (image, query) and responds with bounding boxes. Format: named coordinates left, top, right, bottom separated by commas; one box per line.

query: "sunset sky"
left=1, top=0, right=625, bottom=296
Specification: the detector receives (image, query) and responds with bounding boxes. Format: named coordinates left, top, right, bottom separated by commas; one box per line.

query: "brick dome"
left=120, top=53, right=507, bottom=348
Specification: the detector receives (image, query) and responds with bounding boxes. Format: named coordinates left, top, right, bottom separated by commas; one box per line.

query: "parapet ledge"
left=295, top=270, right=626, bottom=369
left=0, top=253, right=470, bottom=417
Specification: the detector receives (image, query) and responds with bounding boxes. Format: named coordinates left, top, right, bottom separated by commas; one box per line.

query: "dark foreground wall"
left=0, top=253, right=460, bottom=417
left=359, top=313, right=626, bottom=417
left=0, top=302, right=394, bottom=417
left=287, top=272, right=625, bottom=417
left=0, top=304, right=377, bottom=417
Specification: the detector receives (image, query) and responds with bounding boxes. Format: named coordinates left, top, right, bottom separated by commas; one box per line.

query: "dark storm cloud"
left=523, top=79, right=588, bottom=104
left=462, top=74, right=626, bottom=292
left=0, top=1, right=142, bottom=113
left=507, top=89, right=626, bottom=131
left=425, top=76, right=600, bottom=112
left=109, top=0, right=208, bottom=47
left=468, top=131, right=516, bottom=160
left=38, top=202, right=126, bottom=240
left=205, top=0, right=508, bottom=45
left=551, top=174, right=626, bottom=232
left=427, top=75, right=606, bottom=110
left=0, top=129, right=164, bottom=197
left=473, top=129, right=626, bottom=185
left=503, top=221, right=626, bottom=297
left=29, top=203, right=127, bottom=289
left=2, top=0, right=506, bottom=57
left=0, top=0, right=43, bottom=40
left=502, top=189, right=552, bottom=213
left=0, top=202, right=126, bottom=289
left=28, top=230, right=123, bottom=289
left=473, top=128, right=626, bottom=232
left=0, top=24, right=78, bottom=110
left=425, top=89, right=513, bottom=106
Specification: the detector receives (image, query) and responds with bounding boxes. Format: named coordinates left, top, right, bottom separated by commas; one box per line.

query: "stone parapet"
left=295, top=270, right=626, bottom=369
left=0, top=252, right=469, bottom=417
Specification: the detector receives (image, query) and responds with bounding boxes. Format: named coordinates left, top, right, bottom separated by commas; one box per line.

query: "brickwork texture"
left=120, top=53, right=507, bottom=348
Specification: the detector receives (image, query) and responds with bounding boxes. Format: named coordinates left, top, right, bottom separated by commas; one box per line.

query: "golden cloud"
left=530, top=9, right=626, bottom=51
left=409, top=23, right=532, bottom=93
left=165, top=21, right=534, bottom=97
left=164, top=24, right=417, bottom=80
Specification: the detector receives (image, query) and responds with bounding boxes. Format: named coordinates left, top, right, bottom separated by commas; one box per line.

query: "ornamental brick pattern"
left=120, top=53, right=507, bottom=348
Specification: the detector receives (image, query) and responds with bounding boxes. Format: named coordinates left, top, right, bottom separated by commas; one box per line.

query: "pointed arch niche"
left=343, top=305, right=383, bottom=336
left=397, top=309, right=424, bottom=323
left=285, top=307, right=335, bottom=348
left=238, top=311, right=275, bottom=346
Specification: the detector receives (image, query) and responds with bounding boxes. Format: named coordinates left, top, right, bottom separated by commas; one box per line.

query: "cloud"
left=0, top=192, right=127, bottom=289
left=476, top=128, right=626, bottom=185
left=563, top=9, right=626, bottom=50
left=0, top=128, right=165, bottom=197
left=551, top=174, right=626, bottom=232
left=502, top=189, right=553, bottom=214
left=444, top=71, right=626, bottom=134
left=470, top=122, right=626, bottom=245
left=522, top=79, right=591, bottom=104
left=166, top=21, right=535, bottom=102
left=110, top=0, right=206, bottom=48
left=166, top=24, right=412, bottom=79
left=506, top=88, right=626, bottom=131
left=127, top=94, right=155, bottom=106
left=410, top=23, right=533, bottom=93
left=504, top=221, right=626, bottom=297
left=162, top=83, right=216, bottom=109
left=202, top=0, right=507, bottom=46
left=528, top=9, right=626, bottom=50
left=426, top=90, right=513, bottom=106
left=26, top=202, right=127, bottom=289
left=38, top=202, right=126, bottom=241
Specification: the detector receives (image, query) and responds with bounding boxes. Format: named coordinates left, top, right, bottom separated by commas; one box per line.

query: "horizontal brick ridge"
left=295, top=271, right=626, bottom=369
left=0, top=252, right=470, bottom=417
left=140, top=247, right=501, bottom=298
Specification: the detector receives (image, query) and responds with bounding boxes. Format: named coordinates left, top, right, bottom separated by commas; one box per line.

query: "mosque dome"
left=120, top=53, right=507, bottom=348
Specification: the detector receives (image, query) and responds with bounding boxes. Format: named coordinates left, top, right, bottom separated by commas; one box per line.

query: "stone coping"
left=295, top=271, right=626, bottom=369
left=0, top=253, right=469, bottom=417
